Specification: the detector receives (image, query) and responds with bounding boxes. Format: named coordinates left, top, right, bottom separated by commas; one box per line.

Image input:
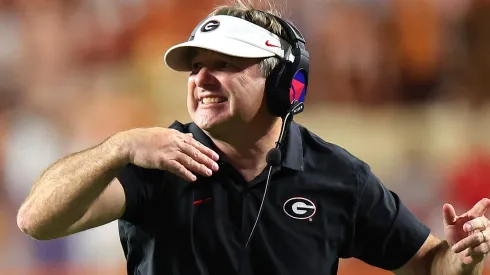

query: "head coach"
left=16, top=1, right=490, bottom=274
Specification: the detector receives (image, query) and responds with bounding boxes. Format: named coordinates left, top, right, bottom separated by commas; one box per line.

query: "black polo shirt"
left=116, top=120, right=430, bottom=275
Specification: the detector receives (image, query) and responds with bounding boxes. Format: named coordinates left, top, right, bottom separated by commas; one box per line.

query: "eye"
left=216, top=61, right=233, bottom=70
left=190, top=62, right=202, bottom=74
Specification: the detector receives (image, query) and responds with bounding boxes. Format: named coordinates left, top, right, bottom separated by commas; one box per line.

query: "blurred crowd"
left=0, top=0, right=489, bottom=274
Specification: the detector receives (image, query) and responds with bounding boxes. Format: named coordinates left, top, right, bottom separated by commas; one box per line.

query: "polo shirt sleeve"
left=347, top=162, right=431, bottom=270
left=115, top=121, right=186, bottom=225
left=116, top=163, right=162, bottom=224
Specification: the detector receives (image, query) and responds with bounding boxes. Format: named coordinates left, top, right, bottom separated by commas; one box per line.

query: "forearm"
left=17, top=134, right=128, bottom=239
left=431, top=241, right=484, bottom=275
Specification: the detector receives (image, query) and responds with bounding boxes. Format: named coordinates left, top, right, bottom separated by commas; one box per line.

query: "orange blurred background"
left=0, top=0, right=489, bottom=274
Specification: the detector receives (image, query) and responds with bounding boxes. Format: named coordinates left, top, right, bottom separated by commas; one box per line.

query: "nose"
left=194, top=67, right=218, bottom=89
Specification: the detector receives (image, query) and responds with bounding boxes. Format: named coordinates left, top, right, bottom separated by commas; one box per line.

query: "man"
left=16, top=2, right=490, bottom=275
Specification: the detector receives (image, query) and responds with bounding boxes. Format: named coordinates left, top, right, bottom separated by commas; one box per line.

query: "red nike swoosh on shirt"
left=193, top=198, right=212, bottom=205
left=265, top=40, right=280, bottom=48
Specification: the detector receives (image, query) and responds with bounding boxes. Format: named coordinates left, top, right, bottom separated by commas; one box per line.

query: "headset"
left=187, top=12, right=310, bottom=118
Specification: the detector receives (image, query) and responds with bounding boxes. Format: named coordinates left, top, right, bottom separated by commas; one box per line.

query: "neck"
left=206, top=117, right=282, bottom=181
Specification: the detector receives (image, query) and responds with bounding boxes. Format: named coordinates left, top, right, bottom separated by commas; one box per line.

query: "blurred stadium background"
left=0, top=0, right=489, bottom=274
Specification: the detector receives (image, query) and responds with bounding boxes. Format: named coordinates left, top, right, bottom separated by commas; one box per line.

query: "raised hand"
left=443, top=198, right=490, bottom=266
left=118, top=128, right=220, bottom=182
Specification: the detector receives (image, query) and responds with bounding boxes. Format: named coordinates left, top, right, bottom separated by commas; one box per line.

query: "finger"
left=166, top=160, right=197, bottom=182
left=175, top=152, right=213, bottom=178
left=443, top=203, right=458, bottom=226
left=464, top=217, right=490, bottom=233
left=469, top=242, right=490, bottom=256
left=459, top=247, right=485, bottom=266
left=467, top=198, right=490, bottom=217
left=179, top=142, right=219, bottom=172
left=452, top=230, right=488, bottom=253
left=182, top=134, right=220, bottom=162
left=179, top=138, right=219, bottom=171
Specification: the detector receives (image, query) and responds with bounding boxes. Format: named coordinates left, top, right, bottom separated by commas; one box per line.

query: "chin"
left=193, top=112, right=232, bottom=131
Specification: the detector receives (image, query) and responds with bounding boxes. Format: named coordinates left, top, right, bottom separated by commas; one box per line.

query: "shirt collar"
left=281, top=121, right=304, bottom=171
left=187, top=121, right=304, bottom=171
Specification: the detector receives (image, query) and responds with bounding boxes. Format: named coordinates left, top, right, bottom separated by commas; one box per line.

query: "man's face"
left=187, top=49, right=268, bottom=131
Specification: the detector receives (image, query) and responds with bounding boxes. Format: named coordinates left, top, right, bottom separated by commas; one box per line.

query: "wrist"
left=104, top=131, right=132, bottom=167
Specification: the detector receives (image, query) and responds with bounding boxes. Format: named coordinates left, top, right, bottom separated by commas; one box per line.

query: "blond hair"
left=208, top=0, right=288, bottom=77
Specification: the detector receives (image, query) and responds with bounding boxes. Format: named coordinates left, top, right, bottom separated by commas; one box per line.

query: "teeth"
left=202, top=97, right=225, bottom=104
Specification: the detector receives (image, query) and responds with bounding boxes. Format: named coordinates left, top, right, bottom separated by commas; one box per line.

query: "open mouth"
left=200, top=96, right=227, bottom=105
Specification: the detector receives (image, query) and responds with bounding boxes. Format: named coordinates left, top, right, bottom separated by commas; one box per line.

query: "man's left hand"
left=443, top=198, right=490, bottom=266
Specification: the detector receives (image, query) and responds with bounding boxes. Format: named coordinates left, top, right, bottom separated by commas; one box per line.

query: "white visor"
left=164, top=15, right=291, bottom=71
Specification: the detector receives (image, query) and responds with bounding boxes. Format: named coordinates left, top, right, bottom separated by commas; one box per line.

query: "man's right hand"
left=115, top=128, right=220, bottom=182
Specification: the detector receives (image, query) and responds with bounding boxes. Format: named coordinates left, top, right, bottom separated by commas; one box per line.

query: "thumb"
left=443, top=203, right=458, bottom=226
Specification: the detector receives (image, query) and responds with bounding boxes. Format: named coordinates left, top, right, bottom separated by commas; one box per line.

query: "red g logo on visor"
left=201, top=20, right=220, bottom=32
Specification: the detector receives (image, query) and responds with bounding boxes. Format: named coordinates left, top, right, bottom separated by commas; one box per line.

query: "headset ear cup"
left=265, top=61, right=293, bottom=117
